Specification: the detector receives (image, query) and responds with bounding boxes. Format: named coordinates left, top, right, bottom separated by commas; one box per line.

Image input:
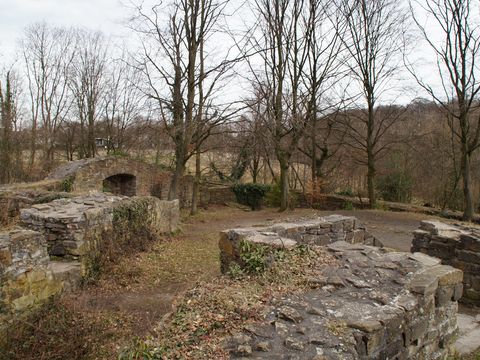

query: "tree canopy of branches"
left=409, top=0, right=480, bottom=220
left=337, top=0, right=407, bottom=208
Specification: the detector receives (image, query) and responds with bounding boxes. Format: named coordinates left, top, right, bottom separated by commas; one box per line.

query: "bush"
left=264, top=182, right=297, bottom=209
left=231, top=183, right=271, bottom=210
left=336, top=188, right=354, bottom=197
left=377, top=172, right=412, bottom=203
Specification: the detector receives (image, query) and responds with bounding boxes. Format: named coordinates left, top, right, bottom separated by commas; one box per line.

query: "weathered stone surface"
left=411, top=221, right=480, bottom=307
left=224, top=223, right=461, bottom=360
left=20, top=194, right=179, bottom=260
left=219, top=215, right=381, bottom=273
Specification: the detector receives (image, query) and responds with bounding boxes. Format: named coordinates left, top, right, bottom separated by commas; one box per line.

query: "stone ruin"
left=220, top=216, right=462, bottom=359
left=220, top=215, right=382, bottom=273
left=0, top=193, right=179, bottom=328
left=412, top=220, right=480, bottom=307
left=0, top=156, right=236, bottom=226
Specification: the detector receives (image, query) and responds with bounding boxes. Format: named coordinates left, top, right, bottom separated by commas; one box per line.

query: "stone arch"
left=103, top=173, right=137, bottom=196
left=46, top=156, right=175, bottom=199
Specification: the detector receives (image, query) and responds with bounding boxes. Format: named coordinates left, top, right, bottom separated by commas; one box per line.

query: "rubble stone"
left=411, top=221, right=480, bottom=306
left=223, top=221, right=460, bottom=359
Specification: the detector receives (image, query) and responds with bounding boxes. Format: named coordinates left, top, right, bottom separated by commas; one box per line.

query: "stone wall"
left=20, top=194, right=179, bottom=271
left=223, top=227, right=462, bottom=359
left=219, top=215, right=382, bottom=273
left=0, top=229, right=81, bottom=327
left=47, top=156, right=173, bottom=197
left=0, top=193, right=179, bottom=327
left=201, top=185, right=237, bottom=205
left=0, top=189, right=71, bottom=226
left=412, top=220, right=480, bottom=306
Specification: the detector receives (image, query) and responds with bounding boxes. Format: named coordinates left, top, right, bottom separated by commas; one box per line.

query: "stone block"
left=435, top=285, right=454, bottom=307
left=459, top=234, right=480, bottom=252
left=0, top=248, right=12, bottom=267
left=409, top=271, right=439, bottom=295
left=352, top=229, right=366, bottom=244
left=429, top=265, right=463, bottom=286
left=464, top=288, right=480, bottom=301
left=456, top=250, right=480, bottom=265
left=453, top=283, right=463, bottom=301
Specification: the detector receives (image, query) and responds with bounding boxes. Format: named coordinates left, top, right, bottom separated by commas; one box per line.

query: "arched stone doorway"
left=103, top=174, right=137, bottom=196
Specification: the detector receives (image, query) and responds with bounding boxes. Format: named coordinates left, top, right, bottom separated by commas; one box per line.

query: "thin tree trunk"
left=168, top=149, right=185, bottom=201
left=367, top=101, right=376, bottom=208
left=461, top=147, right=474, bottom=221
left=279, top=156, right=289, bottom=211
left=191, top=149, right=201, bottom=215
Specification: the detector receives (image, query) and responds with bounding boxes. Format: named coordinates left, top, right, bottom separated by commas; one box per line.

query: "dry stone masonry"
left=222, top=224, right=462, bottom=359
left=412, top=220, right=480, bottom=307
left=0, top=193, right=179, bottom=329
left=219, top=215, right=382, bottom=273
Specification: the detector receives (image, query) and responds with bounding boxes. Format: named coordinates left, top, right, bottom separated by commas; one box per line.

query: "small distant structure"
left=95, top=138, right=110, bottom=148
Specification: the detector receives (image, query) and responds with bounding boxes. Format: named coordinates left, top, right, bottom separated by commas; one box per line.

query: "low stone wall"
left=0, top=229, right=81, bottom=326
left=0, top=189, right=71, bottom=226
left=219, top=215, right=382, bottom=273
left=412, top=220, right=480, bottom=306
left=0, top=193, right=179, bottom=327
left=20, top=194, right=179, bottom=270
left=201, top=185, right=237, bottom=205
left=224, top=239, right=462, bottom=359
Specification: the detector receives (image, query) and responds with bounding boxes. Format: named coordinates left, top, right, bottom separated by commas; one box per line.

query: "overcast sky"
left=0, top=0, right=478, bottom=105
left=0, top=0, right=130, bottom=61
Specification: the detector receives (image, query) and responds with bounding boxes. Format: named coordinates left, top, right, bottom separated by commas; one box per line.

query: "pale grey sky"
left=0, top=0, right=130, bottom=61
left=0, top=0, right=478, bottom=105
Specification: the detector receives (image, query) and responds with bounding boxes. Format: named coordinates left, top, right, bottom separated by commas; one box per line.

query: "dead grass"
left=118, top=246, right=338, bottom=359
left=0, top=297, right=137, bottom=360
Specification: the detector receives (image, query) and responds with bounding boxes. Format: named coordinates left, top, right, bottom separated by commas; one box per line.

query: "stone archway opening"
left=103, top=174, right=137, bottom=196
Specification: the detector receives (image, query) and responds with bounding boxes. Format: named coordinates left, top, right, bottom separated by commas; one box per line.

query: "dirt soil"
left=0, top=205, right=461, bottom=359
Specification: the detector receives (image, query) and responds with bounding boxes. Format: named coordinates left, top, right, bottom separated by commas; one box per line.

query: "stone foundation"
left=412, top=220, right=480, bottom=307
left=223, top=229, right=462, bottom=359
left=219, top=215, right=382, bottom=273
left=0, top=229, right=80, bottom=325
left=0, top=193, right=179, bottom=327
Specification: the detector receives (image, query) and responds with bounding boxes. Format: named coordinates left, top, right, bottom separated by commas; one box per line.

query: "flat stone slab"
left=455, top=312, right=480, bottom=355
left=419, top=220, right=466, bottom=238
left=226, top=244, right=462, bottom=359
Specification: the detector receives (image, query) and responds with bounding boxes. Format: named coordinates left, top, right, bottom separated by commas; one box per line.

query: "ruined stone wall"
left=201, top=186, right=237, bottom=205
left=412, top=220, right=480, bottom=307
left=0, top=229, right=81, bottom=328
left=222, top=224, right=462, bottom=359
left=20, top=194, right=179, bottom=272
left=0, top=193, right=179, bottom=327
left=219, top=215, right=382, bottom=273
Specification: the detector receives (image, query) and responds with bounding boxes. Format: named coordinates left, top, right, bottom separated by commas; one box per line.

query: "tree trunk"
left=168, top=146, right=185, bottom=201
left=279, top=156, right=289, bottom=211
left=367, top=155, right=376, bottom=209
left=367, top=99, right=376, bottom=209
left=191, top=149, right=201, bottom=215
left=461, top=147, right=474, bottom=221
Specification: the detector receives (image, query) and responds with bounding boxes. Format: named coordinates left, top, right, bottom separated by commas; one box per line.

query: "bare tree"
left=21, top=23, right=74, bottom=168
left=336, top=0, right=407, bottom=208
left=0, top=71, right=15, bottom=183
left=69, top=29, right=109, bottom=158
left=103, top=51, right=144, bottom=154
left=299, top=0, right=346, bottom=192
left=248, top=0, right=314, bottom=211
left=132, top=0, right=241, bottom=209
left=408, top=0, right=480, bottom=220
